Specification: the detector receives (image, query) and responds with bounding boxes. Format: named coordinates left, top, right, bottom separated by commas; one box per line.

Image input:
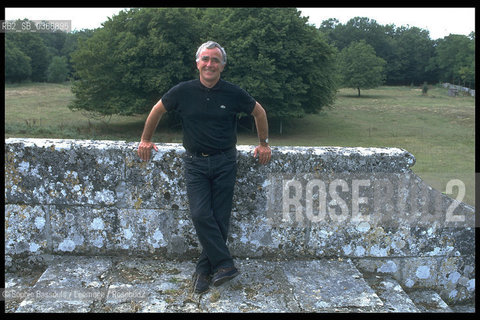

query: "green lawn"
left=5, top=82, right=475, bottom=206
left=4, top=82, right=154, bottom=142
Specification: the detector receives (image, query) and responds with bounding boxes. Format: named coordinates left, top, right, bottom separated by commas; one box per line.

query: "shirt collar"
left=197, top=79, right=223, bottom=90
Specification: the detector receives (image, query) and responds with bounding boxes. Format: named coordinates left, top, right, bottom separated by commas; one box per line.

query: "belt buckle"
left=201, top=152, right=209, bottom=157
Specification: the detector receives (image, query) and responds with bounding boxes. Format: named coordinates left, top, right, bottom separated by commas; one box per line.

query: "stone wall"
left=442, top=82, right=475, bottom=97
left=4, top=138, right=475, bottom=302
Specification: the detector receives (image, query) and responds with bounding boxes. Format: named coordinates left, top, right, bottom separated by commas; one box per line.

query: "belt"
left=186, top=148, right=235, bottom=157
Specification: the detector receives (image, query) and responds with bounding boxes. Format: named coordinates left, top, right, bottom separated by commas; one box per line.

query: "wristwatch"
left=260, top=138, right=269, bottom=144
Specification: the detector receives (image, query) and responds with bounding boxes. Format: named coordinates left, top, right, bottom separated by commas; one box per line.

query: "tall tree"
left=6, top=32, right=50, bottom=82
left=319, top=17, right=436, bottom=86
left=391, top=26, right=436, bottom=85
left=429, top=33, right=475, bottom=87
left=69, top=7, right=338, bottom=132
left=5, top=19, right=76, bottom=83
left=47, top=56, right=69, bottom=83
left=70, top=8, right=201, bottom=116
left=61, top=29, right=95, bottom=79
left=337, top=40, right=386, bottom=96
left=5, top=38, right=32, bottom=82
left=198, top=8, right=338, bottom=129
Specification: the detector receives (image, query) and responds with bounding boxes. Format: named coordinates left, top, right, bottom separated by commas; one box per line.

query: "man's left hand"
left=253, top=145, right=271, bottom=165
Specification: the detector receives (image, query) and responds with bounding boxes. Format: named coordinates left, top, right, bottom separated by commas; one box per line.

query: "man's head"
left=196, top=41, right=227, bottom=65
left=196, top=41, right=226, bottom=87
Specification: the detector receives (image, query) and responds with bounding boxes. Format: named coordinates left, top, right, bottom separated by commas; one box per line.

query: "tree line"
left=5, top=27, right=93, bottom=83
left=5, top=8, right=475, bottom=128
left=319, top=17, right=475, bottom=89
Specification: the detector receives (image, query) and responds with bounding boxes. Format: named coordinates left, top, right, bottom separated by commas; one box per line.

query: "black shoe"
left=212, top=267, right=239, bottom=287
left=192, top=272, right=211, bottom=294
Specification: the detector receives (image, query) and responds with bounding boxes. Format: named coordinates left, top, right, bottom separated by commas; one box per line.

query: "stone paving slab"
left=4, top=269, right=45, bottom=313
left=282, top=259, right=384, bottom=312
left=363, top=275, right=420, bottom=312
left=14, top=256, right=113, bottom=312
left=199, top=259, right=302, bottom=312
left=8, top=256, right=384, bottom=312
left=407, top=290, right=453, bottom=312
left=5, top=255, right=474, bottom=313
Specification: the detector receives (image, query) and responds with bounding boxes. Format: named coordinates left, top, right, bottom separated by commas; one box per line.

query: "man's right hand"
left=138, top=140, right=158, bottom=162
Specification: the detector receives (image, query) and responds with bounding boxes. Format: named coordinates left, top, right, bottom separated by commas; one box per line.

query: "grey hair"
left=195, top=41, right=227, bottom=65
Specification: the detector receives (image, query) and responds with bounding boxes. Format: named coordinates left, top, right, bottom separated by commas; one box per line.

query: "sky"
left=298, top=7, right=475, bottom=40
left=4, top=7, right=475, bottom=40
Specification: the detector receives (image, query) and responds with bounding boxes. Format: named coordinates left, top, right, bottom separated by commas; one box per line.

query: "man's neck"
left=199, top=77, right=220, bottom=88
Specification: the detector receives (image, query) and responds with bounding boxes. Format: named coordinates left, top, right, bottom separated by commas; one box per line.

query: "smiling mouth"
left=203, top=69, right=217, bottom=76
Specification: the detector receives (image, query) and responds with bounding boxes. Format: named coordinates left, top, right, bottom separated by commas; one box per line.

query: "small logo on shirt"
left=220, top=105, right=226, bottom=109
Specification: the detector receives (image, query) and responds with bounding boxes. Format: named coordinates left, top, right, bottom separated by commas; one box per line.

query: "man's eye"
left=201, top=56, right=221, bottom=64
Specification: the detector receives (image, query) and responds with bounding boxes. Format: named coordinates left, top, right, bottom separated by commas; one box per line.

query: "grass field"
left=5, top=82, right=475, bottom=206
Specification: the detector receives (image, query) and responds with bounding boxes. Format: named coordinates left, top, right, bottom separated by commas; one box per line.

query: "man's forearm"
left=141, top=113, right=162, bottom=141
left=252, top=103, right=269, bottom=145
left=141, top=101, right=166, bottom=142
left=251, top=102, right=271, bottom=164
left=255, top=115, right=268, bottom=142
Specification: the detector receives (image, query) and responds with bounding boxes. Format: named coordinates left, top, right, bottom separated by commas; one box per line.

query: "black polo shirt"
left=162, top=79, right=256, bottom=154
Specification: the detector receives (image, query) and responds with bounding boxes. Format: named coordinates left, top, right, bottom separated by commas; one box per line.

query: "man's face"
left=196, top=47, right=225, bottom=85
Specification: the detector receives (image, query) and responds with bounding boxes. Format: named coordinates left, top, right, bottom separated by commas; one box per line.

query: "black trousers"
left=183, top=148, right=237, bottom=275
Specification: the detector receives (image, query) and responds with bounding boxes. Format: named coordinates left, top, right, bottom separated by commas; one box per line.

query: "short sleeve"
left=235, top=86, right=256, bottom=114
left=161, top=83, right=182, bottom=112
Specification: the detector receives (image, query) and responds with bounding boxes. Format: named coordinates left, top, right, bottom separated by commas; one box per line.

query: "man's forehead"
left=199, top=47, right=222, bottom=57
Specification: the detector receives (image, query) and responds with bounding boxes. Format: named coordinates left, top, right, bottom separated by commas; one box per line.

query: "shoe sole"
left=194, top=287, right=209, bottom=294
left=192, top=273, right=211, bottom=294
left=212, top=271, right=239, bottom=287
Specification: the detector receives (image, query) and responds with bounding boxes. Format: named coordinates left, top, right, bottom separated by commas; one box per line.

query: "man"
left=137, top=41, right=271, bottom=293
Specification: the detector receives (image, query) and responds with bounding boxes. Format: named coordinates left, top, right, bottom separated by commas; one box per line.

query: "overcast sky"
left=5, top=7, right=475, bottom=40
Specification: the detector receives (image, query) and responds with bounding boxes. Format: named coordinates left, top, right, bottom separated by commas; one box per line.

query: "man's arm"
left=251, top=102, right=271, bottom=165
left=138, top=99, right=167, bottom=161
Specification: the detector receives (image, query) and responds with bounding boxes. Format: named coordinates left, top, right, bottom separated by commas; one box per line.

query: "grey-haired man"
left=138, top=41, right=271, bottom=293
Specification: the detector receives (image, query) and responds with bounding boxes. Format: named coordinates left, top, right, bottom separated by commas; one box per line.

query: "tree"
left=319, top=17, right=436, bottom=86
left=458, top=63, right=475, bottom=89
left=390, top=26, right=435, bottom=85
left=5, top=38, right=32, bottom=83
left=40, top=31, right=68, bottom=59
left=70, top=8, right=201, bottom=116
left=5, top=19, right=75, bottom=83
left=6, top=32, right=50, bottom=82
left=197, top=8, right=338, bottom=131
left=337, top=40, right=386, bottom=96
left=428, top=34, right=475, bottom=87
left=61, top=29, right=95, bottom=79
left=69, top=7, right=338, bottom=132
left=47, top=56, right=69, bottom=83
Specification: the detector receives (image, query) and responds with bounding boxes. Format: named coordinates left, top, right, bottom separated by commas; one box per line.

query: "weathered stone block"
left=5, top=205, right=50, bottom=255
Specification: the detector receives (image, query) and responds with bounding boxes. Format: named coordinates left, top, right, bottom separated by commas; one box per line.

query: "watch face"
left=265, top=138, right=269, bottom=143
